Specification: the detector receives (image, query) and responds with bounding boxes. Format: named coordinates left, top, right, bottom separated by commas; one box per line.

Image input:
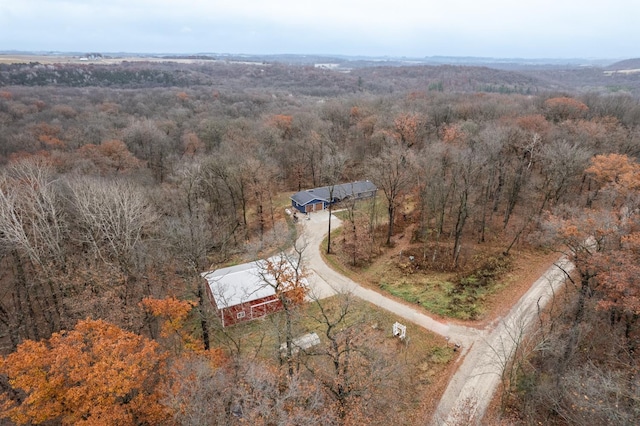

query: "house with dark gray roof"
left=290, top=180, right=377, bottom=213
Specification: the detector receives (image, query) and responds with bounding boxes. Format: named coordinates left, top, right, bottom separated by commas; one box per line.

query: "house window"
left=236, top=311, right=246, bottom=319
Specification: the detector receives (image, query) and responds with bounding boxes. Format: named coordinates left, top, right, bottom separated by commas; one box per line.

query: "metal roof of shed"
left=202, top=261, right=273, bottom=309
left=201, top=255, right=305, bottom=309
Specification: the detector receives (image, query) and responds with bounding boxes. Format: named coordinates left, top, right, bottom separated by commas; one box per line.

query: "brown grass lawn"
left=212, top=296, right=458, bottom=423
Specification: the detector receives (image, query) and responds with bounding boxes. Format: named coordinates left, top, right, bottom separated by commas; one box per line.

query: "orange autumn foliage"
left=141, top=297, right=226, bottom=368
left=543, top=96, right=589, bottom=121
left=516, top=114, right=550, bottom=134
left=33, top=99, right=46, bottom=112
left=8, top=150, right=52, bottom=164
left=441, top=123, right=466, bottom=144
left=31, top=122, right=66, bottom=150
left=622, top=232, right=640, bottom=253
left=32, top=122, right=61, bottom=137
left=581, top=156, right=640, bottom=315
left=393, top=113, right=421, bottom=147
left=0, top=319, right=169, bottom=425
left=51, top=104, right=77, bottom=119
left=141, top=297, right=196, bottom=338
left=549, top=155, right=640, bottom=317
left=586, top=153, right=640, bottom=192
left=76, top=139, right=141, bottom=174
left=141, top=296, right=201, bottom=352
left=595, top=247, right=640, bottom=315
left=99, top=101, right=119, bottom=114
left=406, top=90, right=427, bottom=101
left=268, top=114, right=295, bottom=139
left=38, top=134, right=66, bottom=149
left=349, top=106, right=361, bottom=123
left=181, top=131, right=205, bottom=156
left=262, top=256, right=308, bottom=306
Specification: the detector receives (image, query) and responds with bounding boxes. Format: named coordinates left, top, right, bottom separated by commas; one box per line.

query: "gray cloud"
left=1, top=0, right=638, bottom=58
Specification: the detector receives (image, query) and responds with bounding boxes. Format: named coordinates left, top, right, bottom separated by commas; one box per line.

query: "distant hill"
left=0, top=60, right=549, bottom=95
left=1, top=57, right=638, bottom=95
left=353, top=64, right=543, bottom=94
left=607, top=58, right=640, bottom=70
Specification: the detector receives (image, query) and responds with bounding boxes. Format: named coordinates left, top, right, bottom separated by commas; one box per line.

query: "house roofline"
left=291, top=180, right=376, bottom=206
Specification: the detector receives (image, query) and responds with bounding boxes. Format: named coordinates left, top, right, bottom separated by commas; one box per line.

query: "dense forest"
left=0, top=58, right=639, bottom=425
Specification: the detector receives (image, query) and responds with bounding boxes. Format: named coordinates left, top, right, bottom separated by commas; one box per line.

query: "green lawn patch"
left=376, top=255, right=512, bottom=320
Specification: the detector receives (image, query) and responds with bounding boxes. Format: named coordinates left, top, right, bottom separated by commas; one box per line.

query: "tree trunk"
left=504, top=162, right=526, bottom=229
left=13, top=250, right=39, bottom=341
left=327, top=202, right=333, bottom=254
left=453, top=190, right=468, bottom=268
left=386, top=203, right=395, bottom=246
left=197, top=281, right=210, bottom=351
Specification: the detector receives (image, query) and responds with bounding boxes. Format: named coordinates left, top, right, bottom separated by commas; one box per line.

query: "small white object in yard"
left=393, top=321, right=406, bottom=340
left=280, top=332, right=321, bottom=355
left=409, top=255, right=415, bottom=262
left=285, top=208, right=291, bottom=216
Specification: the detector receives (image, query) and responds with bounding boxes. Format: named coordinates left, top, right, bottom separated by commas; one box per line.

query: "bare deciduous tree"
left=304, top=293, right=397, bottom=422
left=321, top=144, right=346, bottom=254
left=68, top=176, right=156, bottom=287
left=257, top=240, right=309, bottom=377
left=0, top=158, right=68, bottom=338
left=0, top=158, right=67, bottom=268
left=368, top=143, right=414, bottom=246
left=123, top=119, right=173, bottom=182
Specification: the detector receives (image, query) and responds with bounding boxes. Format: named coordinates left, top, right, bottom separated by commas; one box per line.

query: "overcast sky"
left=1, top=0, right=638, bottom=59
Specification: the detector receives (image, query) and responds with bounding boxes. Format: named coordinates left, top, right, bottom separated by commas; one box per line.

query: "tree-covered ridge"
left=3, top=60, right=639, bottom=94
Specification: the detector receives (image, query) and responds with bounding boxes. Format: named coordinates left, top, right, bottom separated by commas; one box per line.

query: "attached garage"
left=305, top=202, right=324, bottom=213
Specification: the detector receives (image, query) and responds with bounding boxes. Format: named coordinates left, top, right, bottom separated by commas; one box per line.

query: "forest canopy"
left=0, top=58, right=639, bottom=424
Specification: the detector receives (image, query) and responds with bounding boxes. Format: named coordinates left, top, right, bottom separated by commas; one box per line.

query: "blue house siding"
left=292, top=199, right=307, bottom=213
left=292, top=200, right=303, bottom=213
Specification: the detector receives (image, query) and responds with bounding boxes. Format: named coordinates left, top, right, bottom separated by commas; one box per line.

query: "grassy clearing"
left=379, top=276, right=455, bottom=316
left=374, top=253, right=512, bottom=320
left=215, top=294, right=453, bottom=363
left=333, top=196, right=387, bottom=223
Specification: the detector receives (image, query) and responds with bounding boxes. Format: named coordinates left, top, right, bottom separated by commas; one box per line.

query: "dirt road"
left=299, top=210, right=573, bottom=425
left=432, top=256, right=574, bottom=424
